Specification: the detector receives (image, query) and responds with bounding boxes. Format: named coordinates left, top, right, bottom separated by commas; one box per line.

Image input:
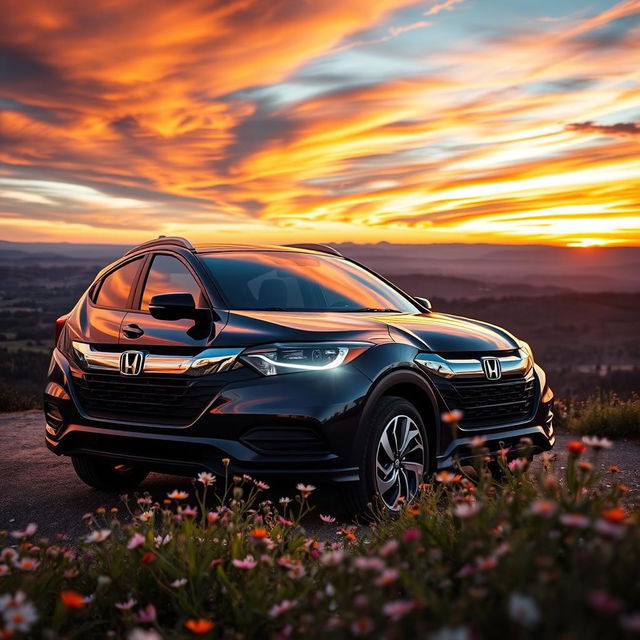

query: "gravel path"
left=1, top=411, right=639, bottom=539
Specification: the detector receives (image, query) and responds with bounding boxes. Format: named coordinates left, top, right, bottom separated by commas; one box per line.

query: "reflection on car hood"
left=216, top=310, right=517, bottom=353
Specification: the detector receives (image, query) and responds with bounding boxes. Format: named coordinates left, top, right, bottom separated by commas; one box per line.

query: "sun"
left=566, top=238, right=611, bottom=248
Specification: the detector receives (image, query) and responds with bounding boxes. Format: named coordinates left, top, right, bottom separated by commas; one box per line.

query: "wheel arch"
left=354, top=368, right=440, bottom=469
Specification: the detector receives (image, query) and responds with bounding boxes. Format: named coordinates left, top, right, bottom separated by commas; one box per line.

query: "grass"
left=1, top=440, right=639, bottom=639
left=557, top=393, right=640, bottom=440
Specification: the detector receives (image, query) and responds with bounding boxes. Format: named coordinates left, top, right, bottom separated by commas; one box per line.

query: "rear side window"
left=140, top=255, right=205, bottom=310
left=95, top=258, right=143, bottom=309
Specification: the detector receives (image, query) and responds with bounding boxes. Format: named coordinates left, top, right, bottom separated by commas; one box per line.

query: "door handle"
left=122, top=323, right=144, bottom=339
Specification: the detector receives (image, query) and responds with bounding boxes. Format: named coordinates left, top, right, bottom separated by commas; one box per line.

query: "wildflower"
left=222, top=457, right=230, bottom=466
left=115, top=598, right=137, bottom=610
left=0, top=565, right=9, bottom=576
left=141, top=552, right=156, bottom=564
left=476, top=555, right=498, bottom=572
left=498, top=446, right=511, bottom=459
left=453, top=502, right=480, bottom=519
left=376, top=568, right=399, bottom=586
left=320, top=514, right=336, bottom=524
left=170, top=578, right=188, bottom=588
left=380, top=539, right=399, bottom=556
left=232, top=554, right=257, bottom=569
left=85, top=529, right=111, bottom=543
left=139, top=511, right=154, bottom=522
left=180, top=505, right=198, bottom=518
left=383, top=600, right=415, bottom=621
left=354, top=557, right=385, bottom=572
left=137, top=604, right=156, bottom=623
left=430, top=626, right=471, bottom=640
left=577, top=461, right=593, bottom=472
left=436, top=471, right=462, bottom=484
left=587, top=590, right=622, bottom=614
left=1, top=595, right=37, bottom=633
left=560, top=513, right=589, bottom=528
left=469, top=435, right=486, bottom=448
left=60, top=590, right=86, bottom=610
left=582, top=435, right=613, bottom=450
left=167, top=490, right=189, bottom=500
left=529, top=500, right=557, bottom=518
left=508, top=458, right=528, bottom=472
left=12, top=558, right=39, bottom=571
left=321, top=550, right=345, bottom=567
left=567, top=440, right=586, bottom=455
left=9, top=523, right=37, bottom=539
left=128, top=629, right=163, bottom=640
left=602, top=507, right=627, bottom=524
left=610, top=465, right=620, bottom=473
left=288, top=563, right=306, bottom=579
left=269, top=600, right=297, bottom=618
left=296, top=483, right=316, bottom=498
left=254, top=480, right=270, bottom=490
left=154, top=533, right=172, bottom=548
left=350, top=617, right=374, bottom=636
left=508, top=593, right=540, bottom=628
left=251, top=527, right=268, bottom=540
left=402, top=528, right=420, bottom=544
left=185, top=619, right=215, bottom=634
left=206, top=511, right=218, bottom=524
left=197, top=472, right=215, bottom=486
left=278, top=516, right=294, bottom=527
left=441, top=409, right=464, bottom=424
left=0, top=549, right=17, bottom=563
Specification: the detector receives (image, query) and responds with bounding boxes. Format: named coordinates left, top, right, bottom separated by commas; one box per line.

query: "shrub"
left=558, top=393, right=640, bottom=439
left=0, top=442, right=639, bottom=639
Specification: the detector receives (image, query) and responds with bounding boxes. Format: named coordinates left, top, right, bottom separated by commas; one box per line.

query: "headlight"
left=240, top=342, right=371, bottom=376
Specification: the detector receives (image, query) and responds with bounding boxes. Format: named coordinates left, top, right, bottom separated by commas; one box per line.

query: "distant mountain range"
left=1, top=240, right=638, bottom=298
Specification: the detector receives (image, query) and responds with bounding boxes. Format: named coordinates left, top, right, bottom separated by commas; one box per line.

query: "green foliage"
left=558, top=394, right=640, bottom=439
left=1, top=443, right=639, bottom=639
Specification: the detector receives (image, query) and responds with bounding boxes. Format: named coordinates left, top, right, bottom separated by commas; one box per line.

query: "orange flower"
left=408, top=503, right=421, bottom=517
left=578, top=461, right=593, bottom=472
left=567, top=441, right=586, bottom=455
left=617, top=484, right=630, bottom=493
left=60, top=590, right=86, bottom=610
left=185, top=619, right=215, bottom=634
left=610, top=465, right=620, bottom=473
left=251, top=527, right=268, bottom=539
left=602, top=507, right=627, bottom=524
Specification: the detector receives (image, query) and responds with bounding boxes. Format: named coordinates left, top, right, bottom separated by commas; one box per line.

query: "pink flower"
left=402, top=528, right=420, bottom=544
left=321, top=550, right=345, bottom=567
left=278, top=516, right=294, bottom=527
left=320, top=514, right=336, bottom=524
left=587, top=590, right=622, bottom=614
left=207, top=511, right=218, bottom=524
left=453, top=502, right=480, bottom=518
left=179, top=505, right=198, bottom=518
left=0, top=564, right=9, bottom=576
left=383, top=600, right=415, bottom=621
left=115, top=598, right=137, bottom=610
left=498, top=446, right=511, bottom=459
left=529, top=500, right=557, bottom=518
left=136, top=604, right=156, bottom=623
left=380, top=540, right=399, bottom=557
left=232, top=554, right=257, bottom=569
left=254, top=480, right=270, bottom=490
left=582, top=436, right=613, bottom=450
left=354, top=556, right=385, bottom=572
left=560, top=513, right=589, bottom=528
left=166, top=490, right=189, bottom=500
left=508, top=458, right=528, bottom=472
left=375, top=568, right=399, bottom=586
left=288, top=564, right=306, bottom=579
left=441, top=409, right=464, bottom=424
left=10, top=523, right=37, bottom=539
left=12, top=558, right=40, bottom=571
left=196, top=472, right=215, bottom=485
left=170, top=578, right=188, bottom=588
left=127, top=533, right=146, bottom=550
left=469, top=436, right=486, bottom=448
left=269, top=599, right=297, bottom=618
left=296, top=483, right=316, bottom=498
left=475, top=555, right=498, bottom=572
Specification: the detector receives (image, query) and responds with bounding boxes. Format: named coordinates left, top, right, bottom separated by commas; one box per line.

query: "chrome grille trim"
left=415, top=351, right=531, bottom=379
left=72, top=341, right=243, bottom=375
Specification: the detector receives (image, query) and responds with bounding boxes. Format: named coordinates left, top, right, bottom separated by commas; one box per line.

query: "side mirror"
left=414, top=296, right=432, bottom=311
left=149, top=292, right=197, bottom=320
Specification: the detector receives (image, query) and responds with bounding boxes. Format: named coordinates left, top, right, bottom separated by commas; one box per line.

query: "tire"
left=345, top=396, right=429, bottom=515
left=71, top=455, right=149, bottom=491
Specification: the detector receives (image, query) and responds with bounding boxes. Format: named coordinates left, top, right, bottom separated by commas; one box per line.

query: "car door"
left=121, top=252, right=213, bottom=348
left=86, top=257, right=145, bottom=345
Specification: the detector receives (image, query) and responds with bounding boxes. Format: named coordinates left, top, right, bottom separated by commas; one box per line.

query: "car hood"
left=217, top=310, right=518, bottom=353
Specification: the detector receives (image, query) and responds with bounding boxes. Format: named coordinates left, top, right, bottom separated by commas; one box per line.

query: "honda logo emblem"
left=481, top=357, right=502, bottom=380
left=119, top=351, right=145, bottom=376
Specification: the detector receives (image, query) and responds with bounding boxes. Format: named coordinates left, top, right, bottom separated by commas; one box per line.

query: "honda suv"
left=44, top=237, right=554, bottom=511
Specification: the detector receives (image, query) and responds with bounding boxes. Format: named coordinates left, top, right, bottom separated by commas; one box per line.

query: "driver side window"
left=140, top=255, right=205, bottom=310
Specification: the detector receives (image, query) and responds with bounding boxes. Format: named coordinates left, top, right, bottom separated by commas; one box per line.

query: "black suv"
left=45, top=237, right=554, bottom=511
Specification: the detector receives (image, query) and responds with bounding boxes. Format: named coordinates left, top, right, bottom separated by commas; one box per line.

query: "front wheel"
left=71, top=455, right=149, bottom=491
left=346, top=396, right=429, bottom=514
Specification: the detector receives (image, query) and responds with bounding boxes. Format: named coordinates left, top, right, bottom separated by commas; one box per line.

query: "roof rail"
left=125, top=236, right=196, bottom=255
left=285, top=243, right=342, bottom=257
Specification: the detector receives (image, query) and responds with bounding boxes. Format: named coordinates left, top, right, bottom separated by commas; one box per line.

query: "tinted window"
left=201, top=252, right=418, bottom=312
left=95, top=258, right=143, bottom=309
left=141, top=255, right=205, bottom=310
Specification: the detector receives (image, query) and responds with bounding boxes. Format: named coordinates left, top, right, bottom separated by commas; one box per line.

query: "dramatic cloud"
left=0, top=0, right=639, bottom=246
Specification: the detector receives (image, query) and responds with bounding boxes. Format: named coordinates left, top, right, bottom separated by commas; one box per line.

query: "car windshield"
left=200, top=251, right=419, bottom=313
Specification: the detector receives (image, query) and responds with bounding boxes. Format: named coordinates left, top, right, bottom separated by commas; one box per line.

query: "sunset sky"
left=0, top=0, right=639, bottom=246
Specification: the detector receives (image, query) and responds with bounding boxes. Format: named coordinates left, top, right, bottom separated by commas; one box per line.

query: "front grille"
left=241, top=426, right=331, bottom=457
left=70, top=371, right=224, bottom=426
left=434, top=373, right=536, bottom=427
